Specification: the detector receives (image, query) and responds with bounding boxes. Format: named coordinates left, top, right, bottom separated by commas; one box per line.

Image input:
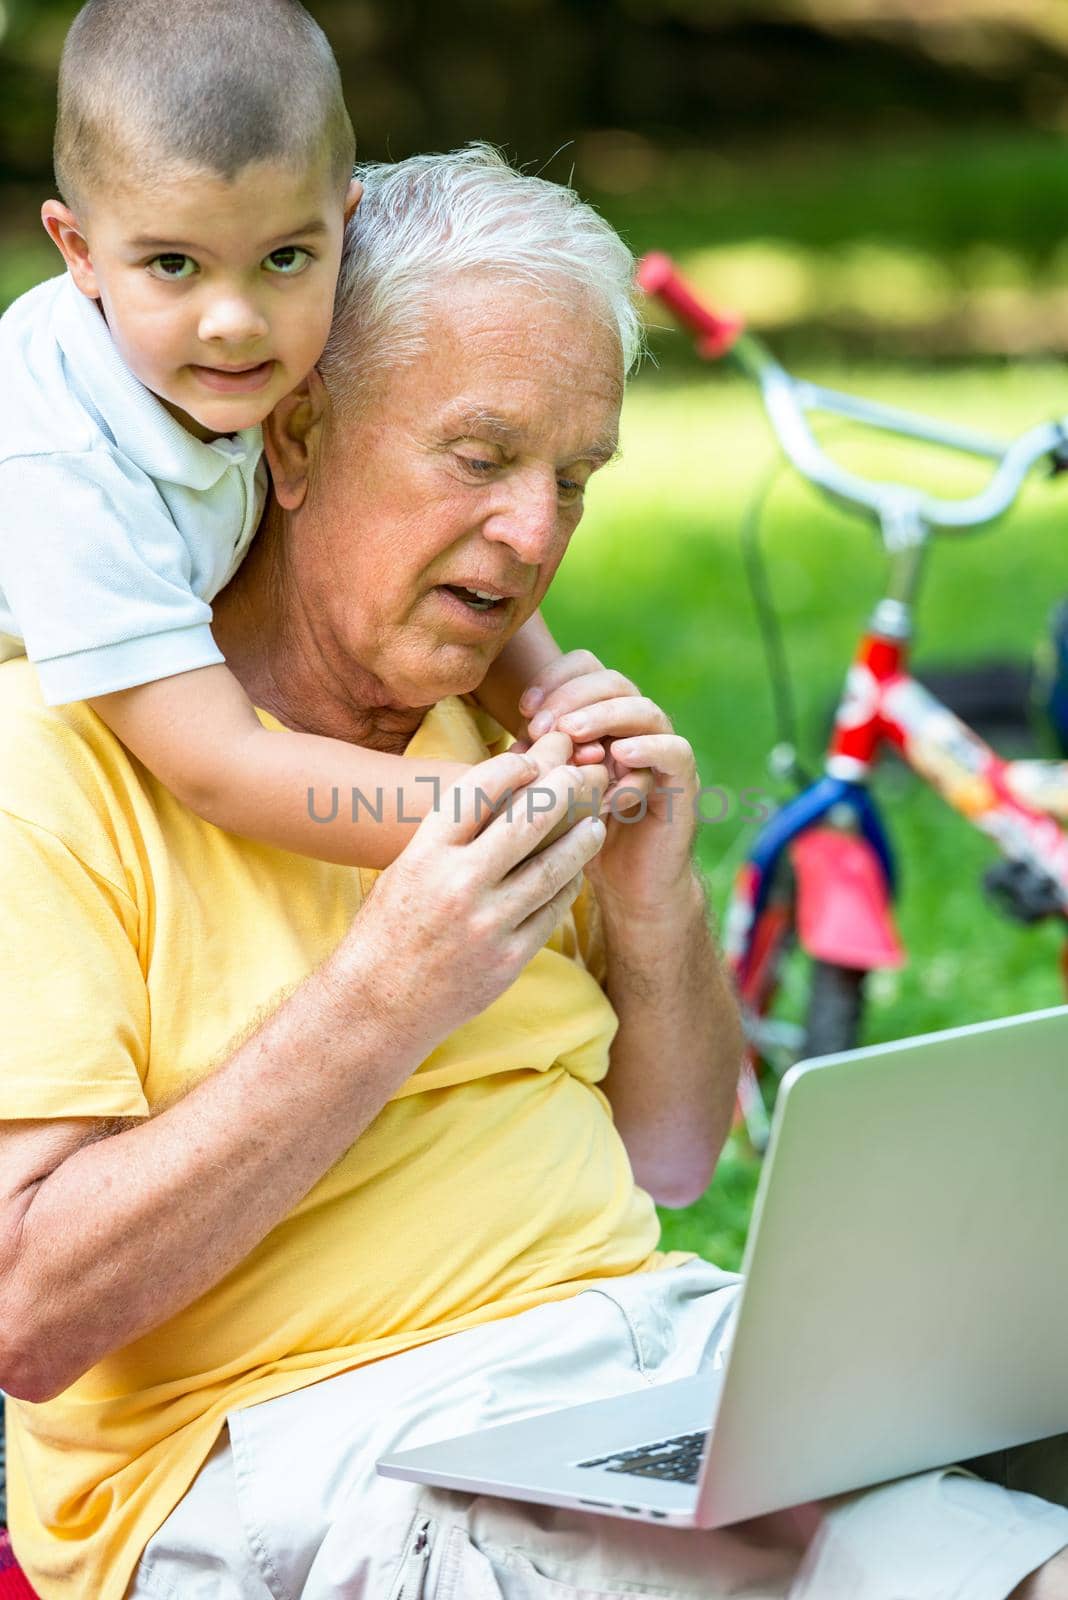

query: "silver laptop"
left=378, top=1005, right=1068, bottom=1528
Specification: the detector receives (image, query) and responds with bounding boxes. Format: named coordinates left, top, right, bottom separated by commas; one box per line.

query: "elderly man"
left=1, top=147, right=1068, bottom=1600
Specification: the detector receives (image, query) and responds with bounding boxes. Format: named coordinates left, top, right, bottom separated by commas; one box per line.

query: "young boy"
left=0, top=0, right=598, bottom=870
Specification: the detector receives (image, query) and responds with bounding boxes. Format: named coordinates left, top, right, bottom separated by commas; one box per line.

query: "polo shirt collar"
left=52, top=272, right=261, bottom=489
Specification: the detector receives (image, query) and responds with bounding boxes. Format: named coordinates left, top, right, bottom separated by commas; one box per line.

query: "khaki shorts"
left=126, top=1260, right=1068, bottom=1600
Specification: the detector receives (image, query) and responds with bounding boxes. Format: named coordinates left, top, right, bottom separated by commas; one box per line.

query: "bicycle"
left=638, top=252, right=1068, bottom=1149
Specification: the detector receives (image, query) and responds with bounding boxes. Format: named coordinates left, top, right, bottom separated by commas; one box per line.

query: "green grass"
left=546, top=358, right=1068, bottom=1268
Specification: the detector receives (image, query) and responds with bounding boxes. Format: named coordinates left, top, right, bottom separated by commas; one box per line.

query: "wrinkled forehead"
left=327, top=274, right=625, bottom=459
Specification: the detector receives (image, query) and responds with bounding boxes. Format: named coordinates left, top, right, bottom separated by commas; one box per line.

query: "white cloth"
left=125, top=1260, right=1068, bottom=1600
left=0, top=274, right=266, bottom=703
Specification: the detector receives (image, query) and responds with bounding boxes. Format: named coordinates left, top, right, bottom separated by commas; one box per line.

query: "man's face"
left=304, top=278, right=624, bottom=709
left=71, top=157, right=353, bottom=441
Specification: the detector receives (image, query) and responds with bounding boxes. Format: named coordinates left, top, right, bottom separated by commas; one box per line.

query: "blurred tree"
left=4, top=0, right=1068, bottom=190
left=3, top=0, right=1068, bottom=353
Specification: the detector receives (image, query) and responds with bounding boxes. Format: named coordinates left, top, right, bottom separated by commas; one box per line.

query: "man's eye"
left=148, top=254, right=196, bottom=280
left=264, top=247, right=312, bottom=275
left=557, top=477, right=584, bottom=502
left=458, top=456, right=497, bottom=475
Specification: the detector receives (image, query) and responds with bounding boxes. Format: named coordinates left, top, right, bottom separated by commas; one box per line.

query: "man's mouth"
left=442, top=584, right=508, bottom=612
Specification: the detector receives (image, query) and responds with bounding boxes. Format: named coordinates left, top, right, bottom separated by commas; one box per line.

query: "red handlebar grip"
left=636, top=252, right=744, bottom=359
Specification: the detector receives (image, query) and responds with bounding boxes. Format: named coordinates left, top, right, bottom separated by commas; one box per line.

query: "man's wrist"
left=315, top=930, right=439, bottom=1068
left=596, top=866, right=708, bottom=945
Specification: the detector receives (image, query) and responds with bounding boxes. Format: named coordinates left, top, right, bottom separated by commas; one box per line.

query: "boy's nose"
left=198, top=295, right=269, bottom=348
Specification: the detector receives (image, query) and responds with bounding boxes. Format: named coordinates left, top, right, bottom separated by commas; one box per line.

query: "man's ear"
left=262, top=369, right=329, bottom=511
left=41, top=200, right=99, bottom=298
left=344, top=178, right=363, bottom=227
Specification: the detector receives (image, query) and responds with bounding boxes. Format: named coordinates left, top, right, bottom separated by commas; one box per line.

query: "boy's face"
left=44, top=156, right=359, bottom=441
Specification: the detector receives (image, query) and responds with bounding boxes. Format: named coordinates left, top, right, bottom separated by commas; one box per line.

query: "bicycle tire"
left=802, top=961, right=866, bottom=1059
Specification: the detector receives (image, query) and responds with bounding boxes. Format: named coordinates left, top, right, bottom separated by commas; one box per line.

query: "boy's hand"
left=516, top=650, right=654, bottom=812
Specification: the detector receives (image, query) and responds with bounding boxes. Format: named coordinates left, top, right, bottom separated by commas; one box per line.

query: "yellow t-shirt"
left=0, top=659, right=679, bottom=1600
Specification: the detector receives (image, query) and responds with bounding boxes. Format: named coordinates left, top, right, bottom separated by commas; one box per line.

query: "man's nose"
left=482, top=474, right=561, bottom=565
left=197, top=293, right=269, bottom=348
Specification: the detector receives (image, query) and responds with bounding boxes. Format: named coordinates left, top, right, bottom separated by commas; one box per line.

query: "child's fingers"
left=527, top=670, right=641, bottom=737
left=556, top=695, right=671, bottom=743
left=519, top=650, right=606, bottom=717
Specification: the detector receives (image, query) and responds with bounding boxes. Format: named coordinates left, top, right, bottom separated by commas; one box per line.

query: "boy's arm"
left=90, top=664, right=469, bottom=870
left=475, top=609, right=561, bottom=736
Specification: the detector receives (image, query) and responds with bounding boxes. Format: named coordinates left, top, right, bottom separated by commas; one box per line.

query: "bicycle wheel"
left=802, top=961, right=867, bottom=1058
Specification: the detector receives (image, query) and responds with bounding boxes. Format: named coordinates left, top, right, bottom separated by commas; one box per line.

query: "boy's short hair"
left=54, top=0, right=355, bottom=212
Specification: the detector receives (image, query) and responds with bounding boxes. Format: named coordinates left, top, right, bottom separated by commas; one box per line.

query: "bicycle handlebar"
left=638, top=252, right=1068, bottom=542
left=637, top=253, right=745, bottom=358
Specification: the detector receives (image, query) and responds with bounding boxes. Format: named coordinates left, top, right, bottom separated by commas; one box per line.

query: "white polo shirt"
left=0, top=273, right=267, bottom=704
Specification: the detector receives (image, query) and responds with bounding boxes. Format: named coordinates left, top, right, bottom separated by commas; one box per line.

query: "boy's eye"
left=148, top=254, right=197, bottom=280
left=264, top=246, right=312, bottom=275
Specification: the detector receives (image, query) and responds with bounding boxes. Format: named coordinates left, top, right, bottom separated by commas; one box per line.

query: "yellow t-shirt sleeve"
left=0, top=808, right=150, bottom=1119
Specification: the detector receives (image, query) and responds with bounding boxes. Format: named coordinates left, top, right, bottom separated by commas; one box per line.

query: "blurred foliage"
left=5, top=0, right=1068, bottom=171
left=610, top=129, right=1068, bottom=361
left=4, top=0, right=1068, bottom=358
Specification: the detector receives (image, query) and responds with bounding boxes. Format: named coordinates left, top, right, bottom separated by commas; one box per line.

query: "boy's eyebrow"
left=260, top=218, right=330, bottom=248
left=126, top=219, right=330, bottom=254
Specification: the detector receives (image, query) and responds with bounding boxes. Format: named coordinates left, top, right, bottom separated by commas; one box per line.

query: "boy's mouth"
left=191, top=361, right=275, bottom=395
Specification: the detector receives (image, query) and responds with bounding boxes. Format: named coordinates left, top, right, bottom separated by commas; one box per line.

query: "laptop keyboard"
left=577, top=1429, right=708, bottom=1484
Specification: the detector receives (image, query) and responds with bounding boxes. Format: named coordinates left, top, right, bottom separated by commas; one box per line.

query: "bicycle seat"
left=1003, top=760, right=1068, bottom=822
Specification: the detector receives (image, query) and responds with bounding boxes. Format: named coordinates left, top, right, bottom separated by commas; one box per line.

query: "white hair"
left=320, top=143, right=642, bottom=409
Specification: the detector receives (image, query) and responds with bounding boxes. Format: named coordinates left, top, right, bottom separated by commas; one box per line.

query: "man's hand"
left=517, top=652, right=698, bottom=917
left=334, top=744, right=607, bottom=1043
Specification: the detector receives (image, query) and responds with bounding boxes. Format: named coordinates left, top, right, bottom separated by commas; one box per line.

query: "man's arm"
left=598, top=870, right=741, bottom=1209
left=0, top=745, right=605, bottom=1403
left=0, top=956, right=426, bottom=1403
left=514, top=669, right=742, bottom=1208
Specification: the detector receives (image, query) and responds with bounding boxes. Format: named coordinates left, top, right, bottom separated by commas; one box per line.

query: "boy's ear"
left=262, top=369, right=329, bottom=511
left=344, top=178, right=363, bottom=227
left=41, top=201, right=99, bottom=298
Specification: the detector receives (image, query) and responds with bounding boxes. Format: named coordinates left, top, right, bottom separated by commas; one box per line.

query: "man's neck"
left=212, top=510, right=428, bottom=755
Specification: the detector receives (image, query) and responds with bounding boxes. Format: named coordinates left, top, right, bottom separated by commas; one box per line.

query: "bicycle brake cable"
left=739, top=454, right=809, bottom=785
left=739, top=423, right=861, bottom=793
